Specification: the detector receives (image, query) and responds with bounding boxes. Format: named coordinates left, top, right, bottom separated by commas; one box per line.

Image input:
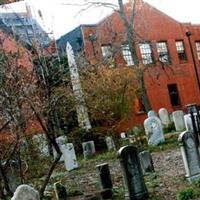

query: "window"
left=121, top=44, right=134, bottom=66
left=195, top=41, right=200, bottom=60
left=167, top=84, right=181, bottom=107
left=156, top=41, right=170, bottom=63
left=139, top=42, right=153, bottom=64
left=101, top=45, right=112, bottom=58
left=175, top=40, right=187, bottom=61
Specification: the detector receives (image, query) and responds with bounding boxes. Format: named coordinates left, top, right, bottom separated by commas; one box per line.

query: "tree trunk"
left=139, top=70, right=152, bottom=112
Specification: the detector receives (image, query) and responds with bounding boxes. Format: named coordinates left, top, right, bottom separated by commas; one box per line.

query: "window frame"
left=175, top=40, right=187, bottom=62
left=195, top=41, right=200, bottom=61
left=121, top=44, right=134, bottom=66
left=139, top=42, right=154, bottom=65
left=156, top=41, right=170, bottom=63
left=101, top=44, right=112, bottom=59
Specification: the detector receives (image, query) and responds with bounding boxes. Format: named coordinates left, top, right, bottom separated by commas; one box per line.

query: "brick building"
left=57, top=0, right=200, bottom=130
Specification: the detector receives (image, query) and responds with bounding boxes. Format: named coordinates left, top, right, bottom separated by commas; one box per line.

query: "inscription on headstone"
left=118, top=145, right=148, bottom=200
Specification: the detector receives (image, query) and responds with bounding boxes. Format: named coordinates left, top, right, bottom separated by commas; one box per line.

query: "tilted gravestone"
left=96, top=163, right=113, bottom=199
left=147, top=110, right=157, bottom=118
left=105, top=136, right=116, bottom=151
left=179, top=131, right=200, bottom=183
left=82, top=141, right=96, bottom=159
left=172, top=110, right=186, bottom=131
left=139, top=151, right=154, bottom=174
left=158, top=108, right=171, bottom=127
left=118, top=145, right=148, bottom=200
left=11, top=184, right=40, bottom=200
left=144, top=116, right=165, bottom=146
left=54, top=181, right=67, bottom=200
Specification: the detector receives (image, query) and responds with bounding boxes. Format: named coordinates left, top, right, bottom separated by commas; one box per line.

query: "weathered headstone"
left=82, top=141, right=95, bottom=159
left=144, top=116, right=165, bottom=146
left=96, top=163, right=113, bottom=199
left=179, top=131, right=200, bottom=182
left=61, top=143, right=78, bottom=171
left=139, top=151, right=154, bottom=174
left=11, top=184, right=40, bottom=200
left=105, top=136, right=116, bottom=151
left=54, top=181, right=67, bottom=200
left=147, top=110, right=157, bottom=118
left=158, top=108, right=171, bottom=126
left=172, top=110, right=186, bottom=131
left=118, top=145, right=148, bottom=200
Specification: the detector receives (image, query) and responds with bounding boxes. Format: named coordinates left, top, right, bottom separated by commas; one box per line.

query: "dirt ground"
left=47, top=145, right=200, bottom=200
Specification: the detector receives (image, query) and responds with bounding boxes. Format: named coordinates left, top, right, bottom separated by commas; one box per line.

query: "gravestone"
left=11, top=184, right=40, bottom=200
left=184, top=114, right=193, bottom=132
left=158, top=108, right=171, bottom=126
left=144, top=116, right=165, bottom=146
left=96, top=163, right=113, bottom=199
left=82, top=141, right=95, bottom=159
left=53, top=136, right=68, bottom=162
left=179, top=131, right=200, bottom=182
left=61, top=143, right=78, bottom=171
left=118, top=145, right=148, bottom=200
left=147, top=110, right=157, bottom=118
left=105, top=136, right=116, bottom=151
left=139, top=151, right=154, bottom=174
left=54, top=181, right=67, bottom=200
left=172, top=110, right=186, bottom=131
left=120, top=132, right=128, bottom=139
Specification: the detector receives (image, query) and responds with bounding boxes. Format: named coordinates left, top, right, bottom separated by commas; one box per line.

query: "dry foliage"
left=81, top=66, right=137, bottom=127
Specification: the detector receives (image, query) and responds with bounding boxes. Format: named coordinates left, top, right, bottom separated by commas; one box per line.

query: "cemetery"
left=1, top=1, right=200, bottom=200
left=2, top=105, right=200, bottom=199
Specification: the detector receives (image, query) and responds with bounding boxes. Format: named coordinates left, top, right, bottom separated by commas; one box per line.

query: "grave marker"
left=179, top=131, right=200, bottom=182
left=118, top=145, right=148, bottom=200
left=144, top=116, right=165, bottom=146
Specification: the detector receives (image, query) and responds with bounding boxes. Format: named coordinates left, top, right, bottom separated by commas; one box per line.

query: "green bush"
left=177, top=187, right=196, bottom=200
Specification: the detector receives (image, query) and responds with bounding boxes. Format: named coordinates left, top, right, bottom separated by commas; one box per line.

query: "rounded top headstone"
left=147, top=110, right=157, bottom=118
left=11, top=185, right=40, bottom=200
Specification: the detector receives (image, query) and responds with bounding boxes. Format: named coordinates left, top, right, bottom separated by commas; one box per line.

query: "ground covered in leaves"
left=36, top=137, right=200, bottom=200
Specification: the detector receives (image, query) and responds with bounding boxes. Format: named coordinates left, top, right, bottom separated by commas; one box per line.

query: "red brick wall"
left=81, top=1, right=200, bottom=131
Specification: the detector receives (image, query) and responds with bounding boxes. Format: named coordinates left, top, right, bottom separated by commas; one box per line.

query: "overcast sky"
left=1, top=0, right=200, bottom=39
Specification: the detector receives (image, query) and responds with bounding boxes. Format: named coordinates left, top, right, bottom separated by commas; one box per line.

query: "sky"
left=0, top=0, right=200, bottom=39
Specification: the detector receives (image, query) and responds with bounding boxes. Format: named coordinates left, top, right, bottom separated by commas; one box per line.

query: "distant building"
left=0, top=11, right=50, bottom=49
left=57, top=0, right=200, bottom=130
